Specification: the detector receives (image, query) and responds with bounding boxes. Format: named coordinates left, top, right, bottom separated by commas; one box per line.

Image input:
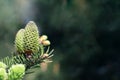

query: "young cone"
left=23, top=21, right=40, bottom=53
left=15, top=29, right=25, bottom=53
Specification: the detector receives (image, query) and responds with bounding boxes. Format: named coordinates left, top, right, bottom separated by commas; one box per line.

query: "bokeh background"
left=0, top=0, right=120, bottom=80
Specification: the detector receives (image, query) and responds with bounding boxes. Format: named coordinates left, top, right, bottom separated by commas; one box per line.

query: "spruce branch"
left=0, top=21, right=54, bottom=79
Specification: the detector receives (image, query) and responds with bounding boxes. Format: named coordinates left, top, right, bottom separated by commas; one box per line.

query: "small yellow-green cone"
left=23, top=21, right=39, bottom=53
left=15, top=29, right=25, bottom=53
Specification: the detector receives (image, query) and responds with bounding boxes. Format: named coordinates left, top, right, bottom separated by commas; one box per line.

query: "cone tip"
left=28, top=21, right=35, bottom=24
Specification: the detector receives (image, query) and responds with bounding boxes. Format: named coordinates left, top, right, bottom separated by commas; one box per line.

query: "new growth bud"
left=8, top=64, right=25, bottom=80
left=0, top=62, right=7, bottom=69
left=39, top=35, right=51, bottom=46
left=39, top=35, right=48, bottom=43
left=42, top=40, right=51, bottom=46
left=0, top=68, right=7, bottom=80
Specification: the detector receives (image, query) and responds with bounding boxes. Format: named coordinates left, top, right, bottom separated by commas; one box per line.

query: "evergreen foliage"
left=0, top=21, right=53, bottom=80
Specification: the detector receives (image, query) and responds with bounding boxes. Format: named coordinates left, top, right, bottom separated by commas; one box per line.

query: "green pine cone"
left=15, top=29, right=25, bottom=53
left=23, top=21, right=39, bottom=53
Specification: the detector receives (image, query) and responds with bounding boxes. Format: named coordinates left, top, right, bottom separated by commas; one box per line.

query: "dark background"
left=0, top=0, right=120, bottom=80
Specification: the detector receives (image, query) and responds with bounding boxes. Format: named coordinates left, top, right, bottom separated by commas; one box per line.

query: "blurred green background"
left=0, top=0, right=120, bottom=80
